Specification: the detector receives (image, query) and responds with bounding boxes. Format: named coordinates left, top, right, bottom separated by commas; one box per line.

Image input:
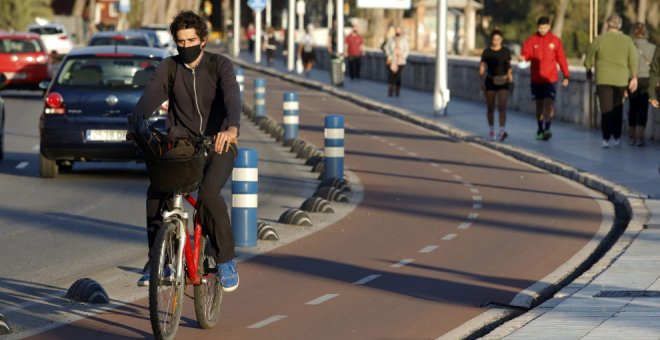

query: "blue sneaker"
left=217, top=260, right=239, bottom=292
left=137, top=264, right=174, bottom=287
left=137, top=269, right=150, bottom=287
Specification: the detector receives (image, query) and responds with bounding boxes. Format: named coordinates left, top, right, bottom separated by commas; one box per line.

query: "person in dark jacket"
left=132, top=10, right=241, bottom=292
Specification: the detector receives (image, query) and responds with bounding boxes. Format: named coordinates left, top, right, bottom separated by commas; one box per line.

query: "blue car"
left=39, top=45, right=170, bottom=178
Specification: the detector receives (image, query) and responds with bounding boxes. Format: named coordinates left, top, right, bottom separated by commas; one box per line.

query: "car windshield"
left=90, top=37, right=149, bottom=47
left=29, top=27, right=65, bottom=35
left=0, top=39, right=43, bottom=53
left=55, top=56, right=161, bottom=88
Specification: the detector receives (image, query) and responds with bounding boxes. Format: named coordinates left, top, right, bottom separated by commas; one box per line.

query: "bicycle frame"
left=162, top=193, right=206, bottom=286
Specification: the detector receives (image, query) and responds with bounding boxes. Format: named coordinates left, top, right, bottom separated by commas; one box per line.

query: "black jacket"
left=133, top=51, right=241, bottom=140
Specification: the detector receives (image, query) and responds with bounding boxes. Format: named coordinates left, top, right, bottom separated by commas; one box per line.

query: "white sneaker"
left=612, top=138, right=621, bottom=146
left=602, top=140, right=610, bottom=148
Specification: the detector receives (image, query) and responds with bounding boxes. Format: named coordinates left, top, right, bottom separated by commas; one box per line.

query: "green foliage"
left=0, top=0, right=53, bottom=32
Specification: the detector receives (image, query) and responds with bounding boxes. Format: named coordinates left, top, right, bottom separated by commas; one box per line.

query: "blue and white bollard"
left=324, top=115, right=344, bottom=181
left=254, top=78, right=266, bottom=117
left=235, top=67, right=244, bottom=100
left=231, top=148, right=258, bottom=247
left=283, top=92, right=299, bottom=145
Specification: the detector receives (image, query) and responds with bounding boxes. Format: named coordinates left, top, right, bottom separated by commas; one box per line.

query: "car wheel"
left=57, top=160, right=73, bottom=173
left=39, top=153, right=58, bottom=178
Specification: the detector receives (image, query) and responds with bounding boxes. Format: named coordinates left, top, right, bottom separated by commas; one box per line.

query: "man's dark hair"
left=170, top=10, right=208, bottom=41
left=537, top=16, right=551, bottom=25
left=490, top=29, right=503, bottom=39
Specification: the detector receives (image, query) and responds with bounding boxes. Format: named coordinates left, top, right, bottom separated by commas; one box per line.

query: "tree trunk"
left=364, top=8, right=386, bottom=48
left=601, top=0, right=615, bottom=33
left=638, top=0, right=648, bottom=24
left=648, top=0, right=659, bottom=29
left=552, top=0, right=570, bottom=38
left=142, top=0, right=156, bottom=25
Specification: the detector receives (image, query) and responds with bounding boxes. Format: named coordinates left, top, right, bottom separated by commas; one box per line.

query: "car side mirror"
left=39, top=80, right=50, bottom=90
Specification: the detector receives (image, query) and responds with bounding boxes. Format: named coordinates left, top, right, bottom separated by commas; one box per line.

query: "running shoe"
left=612, top=138, right=621, bottom=146
left=498, top=131, right=508, bottom=142
left=535, top=130, right=545, bottom=140
left=602, top=140, right=610, bottom=148
left=217, top=260, right=239, bottom=292
left=543, top=129, right=552, bottom=141
left=489, top=130, right=496, bottom=141
left=137, top=269, right=150, bottom=287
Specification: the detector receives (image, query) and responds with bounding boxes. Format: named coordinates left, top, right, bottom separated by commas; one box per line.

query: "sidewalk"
left=234, top=51, right=660, bottom=339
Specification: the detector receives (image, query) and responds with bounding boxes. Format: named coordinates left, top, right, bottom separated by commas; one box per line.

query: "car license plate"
left=86, top=129, right=127, bottom=142
left=6, top=72, right=26, bottom=80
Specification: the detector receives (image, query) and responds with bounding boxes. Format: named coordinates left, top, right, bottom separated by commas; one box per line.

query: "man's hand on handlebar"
left=214, top=127, right=238, bottom=154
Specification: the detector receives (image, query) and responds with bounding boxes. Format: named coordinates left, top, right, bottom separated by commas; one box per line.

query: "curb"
left=230, top=57, right=651, bottom=338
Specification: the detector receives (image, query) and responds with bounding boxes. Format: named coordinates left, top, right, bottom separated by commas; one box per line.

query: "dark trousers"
left=388, top=65, right=404, bottom=86
left=147, top=146, right=236, bottom=263
left=628, top=77, right=649, bottom=127
left=596, top=85, right=626, bottom=141
left=347, top=56, right=361, bottom=80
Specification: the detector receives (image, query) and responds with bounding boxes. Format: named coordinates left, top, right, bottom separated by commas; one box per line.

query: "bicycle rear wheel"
left=149, top=222, right=184, bottom=340
left=193, top=236, right=223, bottom=328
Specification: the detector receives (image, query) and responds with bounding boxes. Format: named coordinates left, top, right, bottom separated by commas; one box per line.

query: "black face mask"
left=177, top=44, right=202, bottom=64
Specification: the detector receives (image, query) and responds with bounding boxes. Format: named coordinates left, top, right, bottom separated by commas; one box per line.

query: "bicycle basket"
left=146, top=141, right=205, bottom=193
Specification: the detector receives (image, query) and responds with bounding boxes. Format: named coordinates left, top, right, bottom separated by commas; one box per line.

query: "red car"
left=0, top=33, right=52, bottom=90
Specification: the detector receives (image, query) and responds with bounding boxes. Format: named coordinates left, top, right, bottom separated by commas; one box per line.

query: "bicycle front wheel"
left=193, top=236, right=223, bottom=329
left=149, top=221, right=184, bottom=340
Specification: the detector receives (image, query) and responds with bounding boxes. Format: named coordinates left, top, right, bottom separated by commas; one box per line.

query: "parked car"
left=0, top=33, right=52, bottom=90
left=138, top=25, right=177, bottom=55
left=28, top=23, right=74, bottom=55
left=88, top=31, right=153, bottom=47
left=0, top=73, right=6, bottom=160
left=39, top=45, right=170, bottom=178
left=128, top=30, right=162, bottom=49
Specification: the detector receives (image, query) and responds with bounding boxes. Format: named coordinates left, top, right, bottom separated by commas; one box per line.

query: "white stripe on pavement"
left=468, top=212, right=479, bottom=219
left=353, top=274, right=382, bottom=285
left=391, top=259, right=414, bottom=268
left=473, top=203, right=482, bottom=209
left=452, top=175, right=463, bottom=180
left=472, top=195, right=482, bottom=201
left=442, top=233, right=458, bottom=240
left=419, top=245, right=439, bottom=253
left=458, top=222, right=472, bottom=229
left=16, top=162, right=29, bottom=169
left=470, top=188, right=480, bottom=194
left=441, top=168, right=451, bottom=173
left=306, top=294, right=339, bottom=305
left=248, top=315, right=287, bottom=329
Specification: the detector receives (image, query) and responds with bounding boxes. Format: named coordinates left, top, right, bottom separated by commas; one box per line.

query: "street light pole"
left=336, top=0, right=344, bottom=55
left=266, top=0, right=272, bottom=27
left=233, top=0, right=240, bottom=57
left=434, top=0, right=450, bottom=115
left=255, top=10, right=262, bottom=64
left=287, top=0, right=295, bottom=72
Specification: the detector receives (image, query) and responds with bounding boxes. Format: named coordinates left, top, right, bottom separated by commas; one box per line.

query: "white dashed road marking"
left=472, top=196, right=482, bottom=201
left=387, top=142, right=396, bottom=147
left=473, top=203, right=482, bottom=209
left=452, top=175, right=463, bottom=180
left=458, top=222, right=472, bottom=229
left=353, top=274, right=382, bottom=285
left=248, top=315, right=287, bottom=329
left=396, top=146, right=406, bottom=151
left=468, top=212, right=479, bottom=219
left=470, top=188, right=480, bottom=194
left=16, top=162, right=29, bottom=169
left=429, top=163, right=440, bottom=167
left=442, top=233, right=458, bottom=240
left=441, top=168, right=451, bottom=174
left=391, top=259, right=414, bottom=268
left=419, top=245, right=439, bottom=253
left=306, top=294, right=339, bottom=305
left=407, top=151, right=419, bottom=157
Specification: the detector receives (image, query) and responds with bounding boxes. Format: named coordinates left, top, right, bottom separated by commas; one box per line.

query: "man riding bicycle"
left=131, top=10, right=241, bottom=292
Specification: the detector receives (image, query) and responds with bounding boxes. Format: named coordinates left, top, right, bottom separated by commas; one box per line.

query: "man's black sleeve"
left=217, top=56, right=241, bottom=131
left=133, top=58, right=171, bottom=118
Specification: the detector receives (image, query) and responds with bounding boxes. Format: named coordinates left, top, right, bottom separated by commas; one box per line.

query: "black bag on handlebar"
left=145, top=139, right=205, bottom=194
left=127, top=113, right=168, bottom=158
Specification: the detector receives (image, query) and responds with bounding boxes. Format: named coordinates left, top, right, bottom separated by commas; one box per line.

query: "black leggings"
left=388, top=65, right=404, bottom=86
left=628, top=77, right=649, bottom=127
left=596, top=85, right=626, bottom=141
left=147, top=145, right=237, bottom=263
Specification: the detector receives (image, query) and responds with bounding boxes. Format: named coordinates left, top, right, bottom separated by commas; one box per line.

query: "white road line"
left=452, top=175, right=463, bottom=180
left=463, top=182, right=474, bottom=187
left=16, top=162, right=29, bottom=169
left=391, top=259, right=414, bottom=268
left=458, top=222, right=472, bottom=229
left=470, top=188, right=480, bottom=194
left=388, top=142, right=396, bottom=147
left=429, top=163, right=440, bottom=167
left=441, top=168, right=451, bottom=174
left=32, top=144, right=40, bottom=151
left=419, top=245, right=439, bottom=253
left=248, top=315, right=287, bottom=328
left=442, top=233, right=458, bottom=240
left=473, top=203, right=482, bottom=209
left=396, top=146, right=406, bottom=151
left=407, top=151, right=419, bottom=157
left=472, top=195, right=482, bottom=201
left=306, top=294, right=339, bottom=305
left=353, top=274, right=382, bottom=285
left=370, top=135, right=378, bottom=140
left=468, top=212, right=479, bottom=219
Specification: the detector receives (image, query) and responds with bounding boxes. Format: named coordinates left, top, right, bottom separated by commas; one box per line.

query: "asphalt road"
left=14, top=65, right=614, bottom=340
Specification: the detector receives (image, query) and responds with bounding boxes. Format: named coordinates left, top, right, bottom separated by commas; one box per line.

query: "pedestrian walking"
left=649, top=44, right=660, bottom=109
left=263, top=26, right=277, bottom=66
left=520, top=16, right=570, bottom=141
left=627, top=23, right=656, bottom=147
left=327, top=19, right=338, bottom=57
left=297, top=25, right=316, bottom=77
left=246, top=23, right=256, bottom=54
left=384, top=27, right=409, bottom=97
left=479, top=29, right=512, bottom=142
left=584, top=14, right=638, bottom=148
left=344, top=24, right=364, bottom=80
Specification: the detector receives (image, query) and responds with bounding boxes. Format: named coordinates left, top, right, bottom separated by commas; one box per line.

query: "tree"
left=0, top=0, right=53, bottom=31
left=552, top=0, right=570, bottom=38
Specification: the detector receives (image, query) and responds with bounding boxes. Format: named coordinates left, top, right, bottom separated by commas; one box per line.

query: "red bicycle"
left=146, top=141, right=223, bottom=340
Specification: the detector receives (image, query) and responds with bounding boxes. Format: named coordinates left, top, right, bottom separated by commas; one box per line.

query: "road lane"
left=29, top=67, right=611, bottom=339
